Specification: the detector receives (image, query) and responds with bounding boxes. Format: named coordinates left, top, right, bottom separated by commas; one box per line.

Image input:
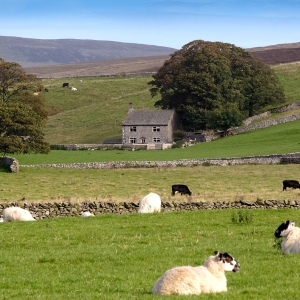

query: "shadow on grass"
left=0, top=167, right=10, bottom=173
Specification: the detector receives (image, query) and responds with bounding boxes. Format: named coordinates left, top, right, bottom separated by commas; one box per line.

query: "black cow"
left=283, top=180, right=300, bottom=191
left=62, top=83, right=69, bottom=88
left=172, top=184, right=192, bottom=196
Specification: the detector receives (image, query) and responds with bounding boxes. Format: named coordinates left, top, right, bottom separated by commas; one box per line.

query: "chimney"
left=128, top=102, right=134, bottom=113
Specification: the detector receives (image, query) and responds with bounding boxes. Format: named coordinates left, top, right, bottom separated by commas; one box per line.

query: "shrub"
left=231, top=210, right=253, bottom=224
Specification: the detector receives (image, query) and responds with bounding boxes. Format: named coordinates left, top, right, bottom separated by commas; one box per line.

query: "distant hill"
left=1, top=36, right=300, bottom=78
left=248, top=42, right=300, bottom=65
left=0, top=36, right=176, bottom=67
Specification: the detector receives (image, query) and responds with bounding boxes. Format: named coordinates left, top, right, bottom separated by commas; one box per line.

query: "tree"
left=0, top=58, right=50, bottom=155
left=206, top=103, right=244, bottom=136
left=148, top=40, right=285, bottom=131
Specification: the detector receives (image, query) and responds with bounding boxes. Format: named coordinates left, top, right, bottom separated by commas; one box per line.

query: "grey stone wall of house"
left=0, top=156, right=19, bottom=172
left=1, top=198, right=300, bottom=220
left=123, top=124, right=170, bottom=144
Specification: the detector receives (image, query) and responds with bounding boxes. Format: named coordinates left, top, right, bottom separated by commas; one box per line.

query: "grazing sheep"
left=3, top=207, right=35, bottom=222
left=70, top=87, right=77, bottom=91
left=274, top=220, right=300, bottom=254
left=138, top=192, right=161, bottom=213
left=80, top=211, right=94, bottom=217
left=152, top=251, right=240, bottom=295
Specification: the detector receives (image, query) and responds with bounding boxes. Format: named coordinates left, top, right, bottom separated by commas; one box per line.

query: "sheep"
left=70, top=87, right=77, bottom=91
left=3, top=207, right=35, bottom=222
left=80, top=211, right=94, bottom=217
left=152, top=251, right=240, bottom=295
left=138, top=192, right=161, bottom=213
left=274, top=220, right=300, bottom=254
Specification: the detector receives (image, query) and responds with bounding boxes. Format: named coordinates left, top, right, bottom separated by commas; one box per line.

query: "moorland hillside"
left=0, top=36, right=176, bottom=68
left=23, top=41, right=300, bottom=78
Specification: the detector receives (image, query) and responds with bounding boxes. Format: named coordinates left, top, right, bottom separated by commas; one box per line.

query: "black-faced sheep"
left=3, top=207, right=35, bottom=222
left=152, top=251, right=240, bottom=295
left=138, top=192, right=161, bottom=213
left=274, top=220, right=300, bottom=254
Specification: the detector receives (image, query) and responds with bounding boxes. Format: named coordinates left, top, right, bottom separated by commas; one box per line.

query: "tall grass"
left=0, top=209, right=299, bottom=299
left=1, top=164, right=300, bottom=203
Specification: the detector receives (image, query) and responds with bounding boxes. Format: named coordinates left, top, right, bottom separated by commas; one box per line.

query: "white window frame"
left=129, top=138, right=137, bottom=144
left=129, top=126, right=136, bottom=132
left=152, top=126, right=160, bottom=132
left=153, top=137, right=161, bottom=142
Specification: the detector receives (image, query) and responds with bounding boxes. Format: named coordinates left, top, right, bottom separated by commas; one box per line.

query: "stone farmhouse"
left=122, top=103, right=181, bottom=149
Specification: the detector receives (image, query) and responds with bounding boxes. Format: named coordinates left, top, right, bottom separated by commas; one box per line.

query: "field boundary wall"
left=1, top=198, right=300, bottom=220
left=20, top=152, right=300, bottom=169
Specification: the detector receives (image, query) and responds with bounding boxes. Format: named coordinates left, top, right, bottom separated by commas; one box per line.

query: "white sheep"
left=152, top=251, right=240, bottom=295
left=80, top=211, right=94, bottom=217
left=274, top=220, right=300, bottom=254
left=138, top=192, right=161, bottom=213
left=3, top=207, right=35, bottom=222
left=70, top=87, right=77, bottom=91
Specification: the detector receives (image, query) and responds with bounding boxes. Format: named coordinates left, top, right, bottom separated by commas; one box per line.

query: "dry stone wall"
left=20, top=152, right=300, bottom=169
left=1, top=199, right=300, bottom=220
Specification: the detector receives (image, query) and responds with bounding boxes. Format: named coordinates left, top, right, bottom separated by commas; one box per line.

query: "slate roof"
left=122, top=109, right=176, bottom=126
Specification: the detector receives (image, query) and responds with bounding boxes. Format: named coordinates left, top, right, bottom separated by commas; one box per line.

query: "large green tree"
left=149, top=40, right=285, bottom=131
left=0, top=58, right=50, bottom=155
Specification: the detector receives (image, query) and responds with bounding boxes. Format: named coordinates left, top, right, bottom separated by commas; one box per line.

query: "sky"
left=1, top=0, right=300, bottom=50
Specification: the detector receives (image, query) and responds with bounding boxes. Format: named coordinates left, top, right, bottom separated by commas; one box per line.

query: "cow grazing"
left=283, top=180, right=300, bottom=191
left=172, top=184, right=192, bottom=196
left=62, top=83, right=69, bottom=88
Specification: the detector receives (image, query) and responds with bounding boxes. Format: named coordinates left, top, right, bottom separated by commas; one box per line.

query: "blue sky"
left=1, top=0, right=300, bottom=49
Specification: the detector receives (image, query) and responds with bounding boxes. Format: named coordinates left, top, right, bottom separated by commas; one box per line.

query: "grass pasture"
left=0, top=209, right=299, bottom=299
left=1, top=164, right=300, bottom=203
left=43, top=76, right=160, bottom=144
left=40, top=61, right=300, bottom=145
left=13, top=117, right=300, bottom=166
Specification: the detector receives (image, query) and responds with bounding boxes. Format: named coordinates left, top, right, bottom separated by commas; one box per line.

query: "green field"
left=0, top=209, right=298, bottom=299
left=43, top=76, right=160, bottom=144
left=41, top=62, right=300, bottom=145
left=1, top=63, right=300, bottom=299
left=1, top=164, right=300, bottom=203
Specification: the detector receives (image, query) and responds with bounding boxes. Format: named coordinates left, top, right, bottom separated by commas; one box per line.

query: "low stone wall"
left=1, top=198, right=300, bottom=220
left=20, top=152, right=300, bottom=169
left=229, top=113, right=300, bottom=135
left=0, top=156, right=19, bottom=172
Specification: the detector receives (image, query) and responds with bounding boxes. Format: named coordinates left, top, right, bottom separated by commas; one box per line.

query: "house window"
left=130, top=126, right=136, bottom=132
left=141, top=138, right=146, bottom=143
left=129, top=138, right=137, bottom=144
left=153, top=138, right=161, bottom=142
left=152, top=126, right=160, bottom=132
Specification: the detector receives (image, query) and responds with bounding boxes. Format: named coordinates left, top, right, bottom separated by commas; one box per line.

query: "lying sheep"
left=152, top=251, right=240, bottom=295
left=138, top=192, right=161, bottom=213
left=274, top=220, right=300, bottom=254
left=80, top=211, right=94, bottom=217
left=3, top=207, right=35, bottom=222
